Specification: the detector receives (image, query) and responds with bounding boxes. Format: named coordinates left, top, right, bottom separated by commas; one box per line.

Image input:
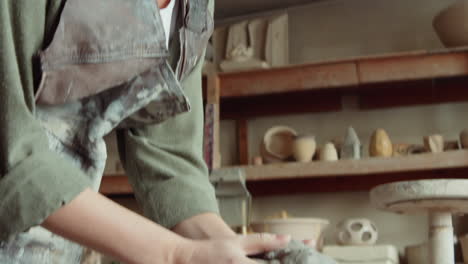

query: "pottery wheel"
left=370, top=179, right=468, bottom=264
left=370, top=179, right=468, bottom=214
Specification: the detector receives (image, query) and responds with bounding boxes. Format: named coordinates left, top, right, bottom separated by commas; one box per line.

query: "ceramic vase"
left=423, top=134, right=444, bottom=153
left=292, top=135, right=317, bottom=162
left=369, top=129, right=393, bottom=157
left=320, top=142, right=338, bottom=161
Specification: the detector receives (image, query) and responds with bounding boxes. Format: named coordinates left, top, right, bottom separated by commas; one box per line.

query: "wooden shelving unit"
left=216, top=48, right=468, bottom=119
left=101, top=48, right=468, bottom=196
left=100, top=150, right=468, bottom=196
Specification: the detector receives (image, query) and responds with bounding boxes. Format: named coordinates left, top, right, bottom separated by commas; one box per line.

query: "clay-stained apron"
left=0, top=0, right=212, bottom=262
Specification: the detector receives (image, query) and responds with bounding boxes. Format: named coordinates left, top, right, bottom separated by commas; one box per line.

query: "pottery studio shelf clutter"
left=100, top=150, right=468, bottom=196
left=101, top=48, right=468, bottom=197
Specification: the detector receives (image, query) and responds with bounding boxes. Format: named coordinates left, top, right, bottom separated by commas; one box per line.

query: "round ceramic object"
left=320, top=142, right=339, bottom=161
left=252, top=218, right=330, bottom=250
left=261, top=126, right=297, bottom=163
left=460, top=129, right=468, bottom=149
left=336, top=218, right=378, bottom=246
left=433, top=0, right=468, bottom=48
left=369, top=129, right=393, bottom=157
left=292, top=135, right=317, bottom=162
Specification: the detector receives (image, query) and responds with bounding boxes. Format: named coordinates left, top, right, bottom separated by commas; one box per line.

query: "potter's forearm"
left=42, top=188, right=187, bottom=264
left=173, top=213, right=237, bottom=240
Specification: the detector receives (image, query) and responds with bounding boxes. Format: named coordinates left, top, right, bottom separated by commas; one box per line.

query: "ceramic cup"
left=292, top=135, right=317, bottom=162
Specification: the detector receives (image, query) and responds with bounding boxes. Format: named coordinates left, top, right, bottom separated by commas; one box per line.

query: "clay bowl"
left=433, top=1, right=468, bottom=47
left=261, top=126, right=297, bottom=163
left=251, top=218, right=330, bottom=250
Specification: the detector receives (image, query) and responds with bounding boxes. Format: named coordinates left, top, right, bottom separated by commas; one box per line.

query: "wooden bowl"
left=433, top=1, right=468, bottom=47
left=260, top=126, right=297, bottom=163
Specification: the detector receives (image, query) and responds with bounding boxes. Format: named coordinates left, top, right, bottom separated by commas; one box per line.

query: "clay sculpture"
left=423, top=134, right=444, bottom=153
left=336, top=218, right=379, bottom=246
left=320, top=143, right=338, bottom=161
left=369, top=129, right=393, bottom=157
left=340, top=127, right=361, bottom=160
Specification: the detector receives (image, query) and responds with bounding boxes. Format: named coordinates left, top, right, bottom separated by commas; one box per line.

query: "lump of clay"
left=254, top=240, right=337, bottom=264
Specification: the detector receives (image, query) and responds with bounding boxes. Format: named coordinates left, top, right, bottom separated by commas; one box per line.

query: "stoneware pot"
left=433, top=0, right=468, bottom=48
left=335, top=218, right=378, bottom=246
left=320, top=142, right=339, bottom=161
left=260, top=126, right=297, bottom=163
left=292, top=135, right=317, bottom=162
left=252, top=218, right=330, bottom=250
left=369, top=129, right=393, bottom=157
left=461, top=129, right=468, bottom=149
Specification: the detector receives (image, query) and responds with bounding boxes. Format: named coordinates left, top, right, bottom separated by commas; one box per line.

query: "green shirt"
left=0, top=0, right=218, bottom=241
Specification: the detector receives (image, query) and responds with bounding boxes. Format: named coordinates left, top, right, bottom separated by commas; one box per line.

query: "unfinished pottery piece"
left=261, top=126, right=297, bottom=163
left=433, top=0, right=468, bottom=47
left=336, top=218, right=379, bottom=246
left=292, top=135, right=317, bottom=162
left=340, top=127, right=361, bottom=160
left=460, top=129, right=468, bottom=149
left=369, top=129, right=393, bottom=157
left=320, top=142, right=338, bottom=161
left=392, top=143, right=412, bottom=157
left=424, top=134, right=444, bottom=153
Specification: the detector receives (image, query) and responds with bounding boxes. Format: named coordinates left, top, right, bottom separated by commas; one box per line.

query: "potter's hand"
left=178, top=234, right=291, bottom=264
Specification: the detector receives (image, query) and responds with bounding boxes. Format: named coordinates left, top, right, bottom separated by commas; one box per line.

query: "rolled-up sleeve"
left=116, top=31, right=219, bottom=229
left=0, top=0, right=91, bottom=241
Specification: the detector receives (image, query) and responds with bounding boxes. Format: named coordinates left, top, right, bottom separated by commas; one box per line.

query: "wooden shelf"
left=219, top=49, right=468, bottom=98
left=100, top=150, right=468, bottom=196
left=212, top=48, right=468, bottom=119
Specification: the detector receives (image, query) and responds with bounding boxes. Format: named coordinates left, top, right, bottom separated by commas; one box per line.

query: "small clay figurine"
left=292, top=135, right=317, bottom=163
left=340, top=127, right=361, bottom=160
left=423, top=134, right=444, bottom=153
left=460, top=129, right=468, bottom=149
left=369, top=129, right=393, bottom=158
left=320, top=142, right=338, bottom=161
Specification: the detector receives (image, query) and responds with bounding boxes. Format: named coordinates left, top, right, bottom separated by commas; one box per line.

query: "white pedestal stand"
left=370, top=179, right=468, bottom=264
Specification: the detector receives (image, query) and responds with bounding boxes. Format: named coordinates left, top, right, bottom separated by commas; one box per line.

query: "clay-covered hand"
left=177, top=234, right=291, bottom=264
